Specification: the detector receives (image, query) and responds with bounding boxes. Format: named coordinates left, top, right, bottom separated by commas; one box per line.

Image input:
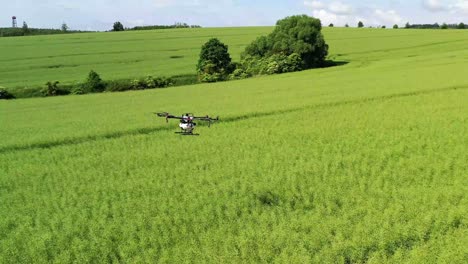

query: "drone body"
left=155, top=112, right=219, bottom=135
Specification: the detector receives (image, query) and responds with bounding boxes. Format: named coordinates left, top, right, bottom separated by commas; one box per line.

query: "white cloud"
left=304, top=1, right=325, bottom=9
left=422, top=0, right=448, bottom=12
left=305, top=0, right=407, bottom=27
left=453, top=0, right=468, bottom=13
left=153, top=0, right=174, bottom=8
left=328, top=2, right=354, bottom=15
left=306, top=1, right=356, bottom=26
left=374, top=9, right=403, bottom=25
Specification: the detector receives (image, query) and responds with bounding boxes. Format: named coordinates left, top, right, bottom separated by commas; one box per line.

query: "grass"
left=0, top=27, right=467, bottom=263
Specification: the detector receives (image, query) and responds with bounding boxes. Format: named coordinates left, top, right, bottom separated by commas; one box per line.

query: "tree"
left=61, top=22, right=69, bottom=32
left=405, top=22, right=411, bottom=29
left=441, top=23, right=448, bottom=29
left=197, top=38, right=232, bottom=82
left=113, top=21, right=124, bottom=31
left=266, top=15, right=328, bottom=68
left=393, top=24, right=399, bottom=29
left=358, top=21, right=364, bottom=28
left=382, top=25, right=386, bottom=29
left=22, top=21, right=29, bottom=35
left=329, top=23, right=334, bottom=27
left=458, top=22, right=466, bottom=29
left=83, top=70, right=105, bottom=93
left=345, top=23, right=349, bottom=28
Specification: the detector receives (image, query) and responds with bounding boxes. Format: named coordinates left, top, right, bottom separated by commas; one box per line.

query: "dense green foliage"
left=1, top=27, right=467, bottom=262
left=197, top=38, right=233, bottom=82
left=0, top=88, right=15, bottom=99
left=113, top=21, right=125, bottom=31
left=129, top=23, right=201, bottom=30
left=242, top=15, right=328, bottom=70
left=82, top=70, right=105, bottom=93
left=42, top=81, right=60, bottom=96
left=358, top=21, right=364, bottom=28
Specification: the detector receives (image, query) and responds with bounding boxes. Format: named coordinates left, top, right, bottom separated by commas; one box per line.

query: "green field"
left=1, top=28, right=467, bottom=263
left=0, top=27, right=271, bottom=89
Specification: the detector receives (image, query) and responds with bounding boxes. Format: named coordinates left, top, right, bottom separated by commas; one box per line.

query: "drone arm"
left=154, top=112, right=182, bottom=123
left=193, top=116, right=219, bottom=127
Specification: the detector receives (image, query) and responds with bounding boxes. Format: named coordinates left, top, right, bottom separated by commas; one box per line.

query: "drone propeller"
left=154, top=112, right=219, bottom=126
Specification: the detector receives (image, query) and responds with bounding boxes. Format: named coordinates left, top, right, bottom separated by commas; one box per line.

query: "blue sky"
left=1, top=0, right=467, bottom=30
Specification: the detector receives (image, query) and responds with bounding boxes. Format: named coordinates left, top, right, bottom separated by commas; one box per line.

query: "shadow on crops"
left=322, top=60, right=349, bottom=68
left=1, top=84, right=467, bottom=154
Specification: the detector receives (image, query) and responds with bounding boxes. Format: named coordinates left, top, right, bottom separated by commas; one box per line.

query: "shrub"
left=458, top=23, right=465, bottom=29
left=83, top=70, right=105, bottom=93
left=228, top=68, right=251, bottom=80
left=441, top=23, right=448, bottom=29
left=131, top=78, right=146, bottom=90
left=145, top=76, right=157, bottom=89
left=0, top=88, right=15, bottom=99
left=170, top=74, right=199, bottom=86
left=105, top=80, right=132, bottom=92
left=42, top=81, right=60, bottom=96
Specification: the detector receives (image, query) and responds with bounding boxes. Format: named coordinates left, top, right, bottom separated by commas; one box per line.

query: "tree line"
left=0, top=22, right=88, bottom=37
left=404, top=22, right=466, bottom=29
left=112, top=21, right=201, bottom=32
left=327, top=21, right=467, bottom=29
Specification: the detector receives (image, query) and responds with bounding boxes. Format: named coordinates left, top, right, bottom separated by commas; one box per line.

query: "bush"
left=358, top=21, right=364, bottom=28
left=71, top=87, right=85, bottom=95
left=42, top=81, right=59, bottom=96
left=170, top=74, right=199, bottom=86
left=83, top=70, right=105, bottom=93
left=458, top=23, right=466, bottom=29
left=105, top=76, right=172, bottom=92
left=105, top=80, right=131, bottom=92
left=131, top=78, right=146, bottom=90
left=441, top=23, right=448, bottom=29
left=0, top=88, right=15, bottom=99
left=393, top=24, right=399, bottom=29
left=228, top=68, right=251, bottom=80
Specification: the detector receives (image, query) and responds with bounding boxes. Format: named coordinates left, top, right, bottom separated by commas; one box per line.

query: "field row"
left=1, top=88, right=467, bottom=262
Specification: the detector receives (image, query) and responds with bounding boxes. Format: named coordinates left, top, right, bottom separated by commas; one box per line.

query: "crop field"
left=1, top=28, right=468, bottom=263
left=0, top=27, right=271, bottom=89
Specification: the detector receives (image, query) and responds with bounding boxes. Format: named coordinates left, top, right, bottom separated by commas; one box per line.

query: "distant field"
left=0, top=27, right=271, bottom=89
left=1, top=28, right=467, bottom=262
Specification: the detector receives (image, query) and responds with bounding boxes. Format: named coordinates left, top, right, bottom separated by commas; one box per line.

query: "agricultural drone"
left=155, top=112, right=219, bottom=135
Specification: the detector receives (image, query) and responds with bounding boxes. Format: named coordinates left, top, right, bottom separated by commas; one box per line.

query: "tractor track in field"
left=1, top=84, right=467, bottom=154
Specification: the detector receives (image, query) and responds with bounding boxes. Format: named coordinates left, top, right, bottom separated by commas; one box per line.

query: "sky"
left=1, top=0, right=467, bottom=31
